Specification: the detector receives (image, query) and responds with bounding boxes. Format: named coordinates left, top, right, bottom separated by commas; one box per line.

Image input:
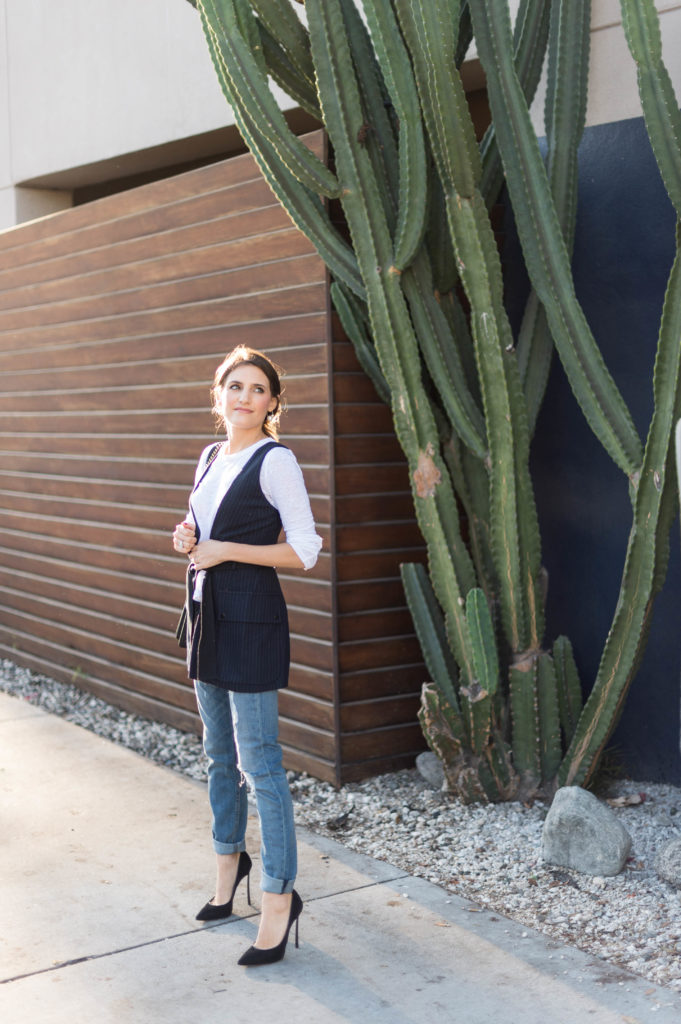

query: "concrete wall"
left=0, top=0, right=295, bottom=228
left=0, top=0, right=678, bottom=228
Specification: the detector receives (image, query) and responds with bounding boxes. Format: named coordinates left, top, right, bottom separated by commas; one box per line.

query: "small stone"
left=415, top=751, right=445, bottom=789
left=654, top=837, right=681, bottom=889
left=542, top=786, right=632, bottom=877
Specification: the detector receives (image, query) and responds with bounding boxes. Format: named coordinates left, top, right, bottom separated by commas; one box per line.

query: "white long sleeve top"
left=188, top=438, right=322, bottom=600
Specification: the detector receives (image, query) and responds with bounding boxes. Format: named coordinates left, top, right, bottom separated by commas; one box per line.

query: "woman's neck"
left=225, top=429, right=268, bottom=455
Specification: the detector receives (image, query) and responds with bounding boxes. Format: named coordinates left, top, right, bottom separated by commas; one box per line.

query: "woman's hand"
left=173, top=520, right=196, bottom=556
left=190, top=540, right=231, bottom=571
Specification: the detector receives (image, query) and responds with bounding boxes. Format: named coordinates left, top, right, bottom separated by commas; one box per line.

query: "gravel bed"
left=2, top=659, right=680, bottom=997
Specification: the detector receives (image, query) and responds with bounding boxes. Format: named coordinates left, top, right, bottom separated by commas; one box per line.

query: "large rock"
left=542, top=786, right=632, bottom=876
left=415, top=751, right=445, bottom=789
left=654, top=837, right=681, bottom=889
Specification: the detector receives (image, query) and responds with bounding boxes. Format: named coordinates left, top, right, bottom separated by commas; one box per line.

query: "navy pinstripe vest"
left=182, top=441, right=290, bottom=691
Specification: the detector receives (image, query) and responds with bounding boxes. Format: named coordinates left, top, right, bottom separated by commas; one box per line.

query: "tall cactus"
left=189, top=0, right=681, bottom=801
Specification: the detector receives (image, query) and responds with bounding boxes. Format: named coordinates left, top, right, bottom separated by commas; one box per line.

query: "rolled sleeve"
left=261, top=448, right=323, bottom=570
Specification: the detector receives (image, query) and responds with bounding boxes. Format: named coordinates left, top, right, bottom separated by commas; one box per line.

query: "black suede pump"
left=195, top=851, right=252, bottom=921
left=237, top=889, right=302, bottom=966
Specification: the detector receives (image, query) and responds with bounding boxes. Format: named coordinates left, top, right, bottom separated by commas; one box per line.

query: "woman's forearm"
left=225, top=540, right=305, bottom=570
left=191, top=538, right=305, bottom=571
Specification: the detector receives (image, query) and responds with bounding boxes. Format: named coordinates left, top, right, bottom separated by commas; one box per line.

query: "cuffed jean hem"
left=261, top=870, right=295, bottom=895
left=213, top=838, right=248, bottom=856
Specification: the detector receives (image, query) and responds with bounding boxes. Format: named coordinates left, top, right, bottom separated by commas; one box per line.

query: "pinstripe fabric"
left=185, top=442, right=290, bottom=691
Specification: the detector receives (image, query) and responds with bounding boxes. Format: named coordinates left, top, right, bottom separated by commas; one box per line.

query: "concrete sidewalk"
left=0, top=690, right=678, bottom=1024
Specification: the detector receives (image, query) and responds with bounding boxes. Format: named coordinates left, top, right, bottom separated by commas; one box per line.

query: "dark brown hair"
left=211, top=345, right=284, bottom=439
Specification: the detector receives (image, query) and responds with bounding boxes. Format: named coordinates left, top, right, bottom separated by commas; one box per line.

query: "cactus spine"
left=192, top=0, right=681, bottom=800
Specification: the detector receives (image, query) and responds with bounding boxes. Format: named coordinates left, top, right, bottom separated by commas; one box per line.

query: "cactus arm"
left=339, top=0, right=399, bottom=230
left=516, top=293, right=552, bottom=435
left=453, top=202, right=536, bottom=652
left=480, top=0, right=551, bottom=207
left=620, top=0, right=681, bottom=217
left=518, top=0, right=591, bottom=435
left=471, top=0, right=643, bottom=477
left=559, top=227, right=681, bottom=788
left=401, top=563, right=462, bottom=715
left=395, top=0, right=481, bottom=198
left=509, top=652, right=541, bottom=787
left=198, top=0, right=340, bottom=198
left=362, top=0, right=428, bottom=269
left=397, top=0, right=544, bottom=654
left=427, top=165, right=458, bottom=296
left=330, top=281, right=390, bottom=404
left=510, top=649, right=560, bottom=792
left=440, top=289, right=481, bottom=400
left=553, top=634, right=583, bottom=742
left=306, top=0, right=480, bottom=684
left=339, top=0, right=485, bottom=461
left=466, top=588, right=499, bottom=698
left=441, top=432, right=496, bottom=600
left=197, top=2, right=364, bottom=296
left=249, top=0, right=316, bottom=86
left=536, top=652, right=562, bottom=781
left=404, top=256, right=488, bottom=459
left=233, top=0, right=265, bottom=69
left=256, top=21, right=322, bottom=119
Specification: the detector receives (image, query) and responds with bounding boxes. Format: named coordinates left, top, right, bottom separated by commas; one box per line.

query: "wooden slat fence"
left=0, top=131, right=427, bottom=783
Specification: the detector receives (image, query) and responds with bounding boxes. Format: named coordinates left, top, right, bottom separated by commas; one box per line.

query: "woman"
left=173, top=345, right=322, bottom=966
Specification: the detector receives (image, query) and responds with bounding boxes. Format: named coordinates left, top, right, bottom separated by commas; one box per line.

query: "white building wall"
left=0, top=0, right=297, bottom=229
left=0, top=0, right=680, bottom=231
left=4, top=0, right=229, bottom=187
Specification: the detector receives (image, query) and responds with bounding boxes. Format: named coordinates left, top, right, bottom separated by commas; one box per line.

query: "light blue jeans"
left=194, top=680, right=297, bottom=894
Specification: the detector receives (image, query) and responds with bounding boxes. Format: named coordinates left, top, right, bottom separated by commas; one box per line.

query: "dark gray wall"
left=507, top=115, right=680, bottom=783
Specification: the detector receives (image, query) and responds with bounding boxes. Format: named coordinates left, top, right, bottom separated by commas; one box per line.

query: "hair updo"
left=211, top=345, right=284, bottom=439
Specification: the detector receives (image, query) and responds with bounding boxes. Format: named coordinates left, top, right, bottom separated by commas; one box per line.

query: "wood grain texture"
left=0, top=136, right=336, bottom=770
left=330, top=323, right=427, bottom=783
left=0, top=130, right=429, bottom=784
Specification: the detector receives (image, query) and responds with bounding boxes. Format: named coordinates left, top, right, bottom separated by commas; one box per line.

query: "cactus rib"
left=257, top=22, right=322, bottom=118
left=199, top=0, right=340, bottom=198
left=480, top=0, right=551, bottom=208
left=518, top=0, right=591, bottom=434
left=198, top=3, right=363, bottom=297
left=620, top=0, right=681, bottom=217
left=471, top=0, right=643, bottom=477
left=306, top=0, right=480, bottom=683
left=553, top=634, right=583, bottom=741
left=249, top=0, right=316, bottom=85
left=363, top=0, right=428, bottom=269
left=402, top=563, right=462, bottom=714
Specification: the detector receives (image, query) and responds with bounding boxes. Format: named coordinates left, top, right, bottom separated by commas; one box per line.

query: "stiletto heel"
left=196, top=851, right=253, bottom=921
left=237, top=889, right=303, bottom=966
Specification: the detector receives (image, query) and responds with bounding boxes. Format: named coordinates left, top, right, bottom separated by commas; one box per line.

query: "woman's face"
left=219, top=363, right=277, bottom=433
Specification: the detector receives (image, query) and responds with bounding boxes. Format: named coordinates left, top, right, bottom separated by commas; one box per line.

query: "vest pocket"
left=214, top=590, right=288, bottom=687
